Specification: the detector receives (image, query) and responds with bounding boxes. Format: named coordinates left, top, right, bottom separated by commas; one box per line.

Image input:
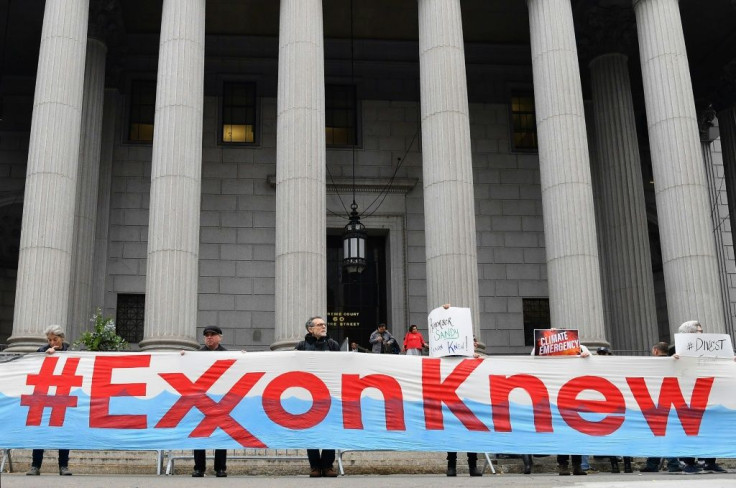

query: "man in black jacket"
left=192, top=326, right=228, bottom=478
left=295, top=316, right=339, bottom=477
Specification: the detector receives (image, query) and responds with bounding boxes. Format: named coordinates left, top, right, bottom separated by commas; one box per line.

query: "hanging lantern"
left=342, top=202, right=367, bottom=273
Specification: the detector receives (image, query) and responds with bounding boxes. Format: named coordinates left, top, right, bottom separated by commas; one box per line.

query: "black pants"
left=446, top=452, right=478, bottom=467
left=193, top=449, right=227, bottom=472
left=307, top=449, right=335, bottom=469
left=557, top=455, right=582, bottom=465
left=31, top=449, right=69, bottom=468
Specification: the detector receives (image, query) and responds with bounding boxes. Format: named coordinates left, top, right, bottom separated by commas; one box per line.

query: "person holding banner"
left=295, top=316, right=340, bottom=477
left=26, top=325, right=73, bottom=476
left=191, top=326, right=229, bottom=477
left=673, top=321, right=728, bottom=474
left=403, top=324, right=428, bottom=356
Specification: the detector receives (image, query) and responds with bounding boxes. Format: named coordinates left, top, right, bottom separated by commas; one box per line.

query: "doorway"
left=326, top=234, right=387, bottom=350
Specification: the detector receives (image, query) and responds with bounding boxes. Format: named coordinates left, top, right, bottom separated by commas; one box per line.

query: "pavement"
left=3, top=472, right=736, bottom=488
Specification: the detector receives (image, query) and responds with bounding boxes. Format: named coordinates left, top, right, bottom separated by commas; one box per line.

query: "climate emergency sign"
left=1, top=351, right=735, bottom=457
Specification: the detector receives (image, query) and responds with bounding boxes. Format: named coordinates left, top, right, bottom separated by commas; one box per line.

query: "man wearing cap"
left=192, top=326, right=228, bottom=477
left=295, top=316, right=340, bottom=477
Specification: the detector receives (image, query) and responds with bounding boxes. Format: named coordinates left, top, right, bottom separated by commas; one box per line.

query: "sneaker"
left=215, top=470, right=227, bottom=477
left=26, top=466, right=40, bottom=476
left=640, top=466, right=659, bottom=472
left=584, top=467, right=599, bottom=474
left=704, top=464, right=727, bottom=474
left=192, top=470, right=205, bottom=477
left=59, top=467, right=72, bottom=476
left=573, top=466, right=587, bottom=476
left=668, top=466, right=683, bottom=473
left=309, top=468, right=322, bottom=478
left=682, top=464, right=703, bottom=474
left=323, top=467, right=338, bottom=477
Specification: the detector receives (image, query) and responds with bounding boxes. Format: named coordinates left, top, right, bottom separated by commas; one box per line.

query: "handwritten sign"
left=533, top=329, right=581, bottom=356
left=675, top=333, right=734, bottom=358
left=427, top=306, right=473, bottom=357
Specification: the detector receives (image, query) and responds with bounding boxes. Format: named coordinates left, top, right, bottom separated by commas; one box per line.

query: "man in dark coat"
left=192, top=326, right=228, bottom=477
left=295, top=316, right=339, bottom=477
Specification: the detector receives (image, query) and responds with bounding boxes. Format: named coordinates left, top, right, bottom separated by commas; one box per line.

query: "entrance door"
left=326, top=234, right=387, bottom=350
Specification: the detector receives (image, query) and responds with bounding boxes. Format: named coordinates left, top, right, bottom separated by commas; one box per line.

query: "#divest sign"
left=1, top=351, right=735, bottom=456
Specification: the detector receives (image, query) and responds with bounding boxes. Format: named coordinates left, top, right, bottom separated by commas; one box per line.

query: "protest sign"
left=675, top=333, right=734, bottom=358
left=427, top=306, right=473, bottom=357
left=533, top=329, right=581, bottom=356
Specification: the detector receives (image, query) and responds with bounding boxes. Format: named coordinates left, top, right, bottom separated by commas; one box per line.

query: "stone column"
left=139, top=0, right=206, bottom=350
left=634, top=0, right=726, bottom=333
left=68, top=37, right=107, bottom=340
left=417, top=0, right=480, bottom=331
left=6, top=0, right=89, bottom=351
left=272, top=0, right=326, bottom=350
left=589, top=53, right=658, bottom=352
left=91, top=89, right=120, bottom=316
left=526, top=0, right=606, bottom=344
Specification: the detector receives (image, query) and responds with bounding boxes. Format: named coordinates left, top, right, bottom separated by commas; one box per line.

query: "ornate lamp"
left=342, top=201, right=366, bottom=273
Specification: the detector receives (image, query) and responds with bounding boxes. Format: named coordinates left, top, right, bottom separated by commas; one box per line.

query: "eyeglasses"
left=311, top=322, right=327, bottom=327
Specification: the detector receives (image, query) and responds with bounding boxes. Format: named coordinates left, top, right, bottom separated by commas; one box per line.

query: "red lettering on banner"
left=422, top=358, right=489, bottom=431
left=557, top=376, right=626, bottom=435
left=262, top=372, right=331, bottom=429
left=342, top=374, right=406, bottom=430
left=627, top=377, right=714, bottom=436
left=21, top=356, right=83, bottom=427
left=489, top=375, right=553, bottom=432
left=157, top=360, right=266, bottom=448
left=90, top=355, right=150, bottom=429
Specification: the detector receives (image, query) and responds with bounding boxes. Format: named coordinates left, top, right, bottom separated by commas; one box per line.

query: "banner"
left=1, top=351, right=735, bottom=457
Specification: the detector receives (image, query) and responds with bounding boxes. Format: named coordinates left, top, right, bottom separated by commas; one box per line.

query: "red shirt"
left=404, top=331, right=426, bottom=350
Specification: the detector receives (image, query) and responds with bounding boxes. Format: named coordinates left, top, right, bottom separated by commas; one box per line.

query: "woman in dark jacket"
left=26, top=325, right=72, bottom=476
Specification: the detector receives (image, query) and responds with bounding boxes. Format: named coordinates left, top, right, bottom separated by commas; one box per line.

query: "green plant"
left=73, top=309, right=128, bottom=351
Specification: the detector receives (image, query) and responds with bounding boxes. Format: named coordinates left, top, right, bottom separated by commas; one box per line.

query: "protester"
left=595, top=347, right=632, bottom=474
left=673, top=321, right=728, bottom=474
left=447, top=335, right=483, bottom=477
left=296, top=316, right=340, bottom=477
left=369, top=323, right=397, bottom=354
left=26, top=325, right=73, bottom=476
left=403, top=324, right=428, bottom=356
left=191, top=326, right=228, bottom=478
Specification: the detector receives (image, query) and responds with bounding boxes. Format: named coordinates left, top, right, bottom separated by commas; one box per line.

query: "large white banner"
left=1, top=351, right=735, bottom=456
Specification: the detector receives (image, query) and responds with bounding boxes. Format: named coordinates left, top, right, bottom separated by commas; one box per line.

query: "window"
left=116, top=294, right=145, bottom=343
left=128, top=80, right=156, bottom=142
left=222, top=82, right=256, bottom=143
left=325, top=84, right=357, bottom=146
left=523, top=298, right=550, bottom=346
left=510, top=93, right=538, bottom=151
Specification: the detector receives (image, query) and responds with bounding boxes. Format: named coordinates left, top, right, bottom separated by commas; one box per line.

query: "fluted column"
left=272, top=0, right=326, bottom=349
left=68, top=37, right=107, bottom=340
left=91, top=89, right=120, bottom=316
left=417, top=0, right=480, bottom=331
left=589, top=53, right=658, bottom=351
left=526, top=0, right=606, bottom=344
left=634, top=0, right=726, bottom=333
left=139, top=0, right=206, bottom=350
left=720, top=107, right=736, bottom=273
left=6, top=0, right=89, bottom=351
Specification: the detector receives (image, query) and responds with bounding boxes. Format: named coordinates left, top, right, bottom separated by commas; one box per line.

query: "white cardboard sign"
left=427, top=306, right=474, bottom=357
left=674, top=333, right=734, bottom=358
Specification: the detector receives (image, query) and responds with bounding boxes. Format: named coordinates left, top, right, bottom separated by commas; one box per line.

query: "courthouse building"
left=1, top=0, right=735, bottom=353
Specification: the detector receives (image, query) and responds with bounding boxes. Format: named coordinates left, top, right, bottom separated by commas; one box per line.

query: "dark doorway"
left=326, top=234, right=387, bottom=350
